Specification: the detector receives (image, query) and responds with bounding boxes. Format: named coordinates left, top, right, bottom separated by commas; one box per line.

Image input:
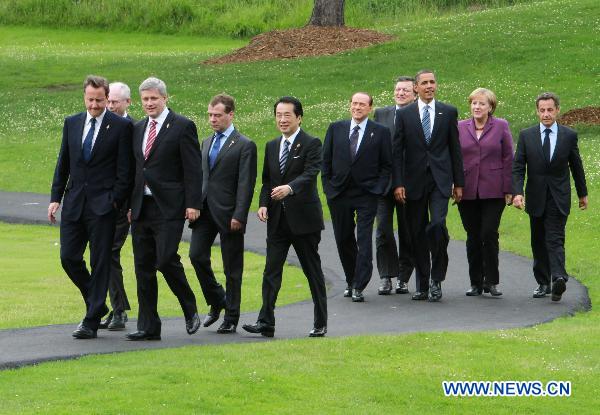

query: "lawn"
left=0, top=223, right=311, bottom=329
left=0, top=0, right=599, bottom=412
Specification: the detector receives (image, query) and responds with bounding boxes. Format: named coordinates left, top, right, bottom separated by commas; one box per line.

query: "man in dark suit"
left=393, top=70, right=464, bottom=302
left=99, top=81, right=134, bottom=331
left=373, top=76, right=416, bottom=296
left=189, top=94, right=257, bottom=334
left=126, top=77, right=202, bottom=340
left=48, top=75, right=133, bottom=339
left=322, top=92, right=393, bottom=302
left=512, top=92, right=588, bottom=301
left=242, top=97, right=328, bottom=338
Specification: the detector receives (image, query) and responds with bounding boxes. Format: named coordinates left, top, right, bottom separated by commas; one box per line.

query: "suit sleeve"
left=180, top=120, right=203, bottom=209
left=288, top=137, right=322, bottom=195
left=112, top=120, right=134, bottom=207
left=512, top=131, right=527, bottom=196
left=259, top=142, right=271, bottom=208
left=568, top=131, right=588, bottom=198
left=448, top=107, right=465, bottom=187
left=50, top=118, right=70, bottom=203
left=233, top=140, right=257, bottom=222
left=501, top=120, right=515, bottom=195
left=392, top=112, right=405, bottom=188
left=377, top=126, right=393, bottom=194
left=321, top=123, right=334, bottom=195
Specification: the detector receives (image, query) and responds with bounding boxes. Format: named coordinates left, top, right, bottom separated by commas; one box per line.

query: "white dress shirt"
left=349, top=117, right=369, bottom=155
left=418, top=98, right=436, bottom=135
left=143, top=107, right=170, bottom=195
left=539, top=122, right=558, bottom=160
left=82, top=109, right=107, bottom=150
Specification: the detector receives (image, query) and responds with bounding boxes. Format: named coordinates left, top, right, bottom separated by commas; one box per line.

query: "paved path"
left=0, top=191, right=591, bottom=370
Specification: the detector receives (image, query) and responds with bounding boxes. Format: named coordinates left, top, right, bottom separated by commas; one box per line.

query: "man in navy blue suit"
left=322, top=92, right=393, bottom=302
left=48, top=75, right=133, bottom=339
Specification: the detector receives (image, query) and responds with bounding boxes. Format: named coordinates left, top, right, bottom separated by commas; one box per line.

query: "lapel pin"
left=166, top=123, right=170, bottom=129
left=438, top=112, right=443, bottom=115
left=371, top=132, right=374, bottom=138
left=106, top=124, right=110, bottom=130
left=295, top=143, right=301, bottom=150
left=228, top=140, right=235, bottom=148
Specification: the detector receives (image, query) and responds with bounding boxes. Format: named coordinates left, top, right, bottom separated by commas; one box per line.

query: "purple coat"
left=458, top=116, right=514, bottom=200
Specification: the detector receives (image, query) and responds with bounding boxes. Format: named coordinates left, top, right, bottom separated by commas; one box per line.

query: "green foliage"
left=0, top=0, right=532, bottom=38
left=0, top=223, right=311, bottom=329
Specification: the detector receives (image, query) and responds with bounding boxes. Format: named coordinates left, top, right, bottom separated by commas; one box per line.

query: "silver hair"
left=109, top=82, right=131, bottom=99
left=139, top=77, right=167, bottom=97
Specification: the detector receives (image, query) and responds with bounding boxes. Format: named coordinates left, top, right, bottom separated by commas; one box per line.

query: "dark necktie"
left=543, top=128, right=551, bottom=163
left=209, top=132, right=224, bottom=169
left=349, top=125, right=360, bottom=159
left=279, top=139, right=290, bottom=174
left=422, top=105, right=431, bottom=145
left=82, top=117, right=96, bottom=162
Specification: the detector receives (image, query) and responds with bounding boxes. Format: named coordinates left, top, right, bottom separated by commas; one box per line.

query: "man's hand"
left=505, top=194, right=513, bottom=205
left=186, top=208, right=200, bottom=222
left=579, top=195, right=588, bottom=210
left=513, top=195, right=525, bottom=210
left=48, top=202, right=60, bottom=224
left=452, top=186, right=463, bottom=204
left=394, top=186, right=406, bottom=204
left=230, top=219, right=243, bottom=232
left=271, top=185, right=292, bottom=201
left=257, top=207, right=268, bottom=222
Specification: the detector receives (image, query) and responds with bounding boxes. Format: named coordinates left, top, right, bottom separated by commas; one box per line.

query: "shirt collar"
left=85, top=109, right=107, bottom=126
left=350, top=117, right=369, bottom=132
left=217, top=123, right=235, bottom=139
left=282, top=127, right=301, bottom=146
left=539, top=122, right=558, bottom=135
left=150, top=107, right=170, bottom=125
left=418, top=98, right=435, bottom=112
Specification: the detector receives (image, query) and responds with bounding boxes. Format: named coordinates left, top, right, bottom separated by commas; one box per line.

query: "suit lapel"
left=478, top=117, right=494, bottom=142
left=430, top=103, right=443, bottom=142
left=531, top=127, right=546, bottom=165
left=88, top=112, right=111, bottom=162
left=201, top=137, right=211, bottom=174
left=212, top=130, right=239, bottom=170
left=465, top=118, right=478, bottom=142
left=145, top=110, right=175, bottom=162
left=74, top=113, right=86, bottom=160
left=270, top=138, right=283, bottom=181
left=282, top=130, right=304, bottom=175
left=353, top=120, right=372, bottom=163
left=552, top=126, right=565, bottom=164
left=135, top=118, right=147, bottom=162
left=410, top=104, right=427, bottom=146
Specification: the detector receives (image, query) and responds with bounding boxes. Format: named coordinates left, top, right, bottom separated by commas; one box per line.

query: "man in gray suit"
left=373, top=76, right=416, bottom=295
left=189, top=94, right=257, bottom=333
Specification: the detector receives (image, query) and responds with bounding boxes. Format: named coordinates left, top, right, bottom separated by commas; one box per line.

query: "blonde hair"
left=468, top=88, right=497, bottom=115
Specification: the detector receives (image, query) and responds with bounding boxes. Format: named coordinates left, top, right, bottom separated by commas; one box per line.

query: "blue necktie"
left=82, top=118, right=96, bottom=162
left=209, top=132, right=224, bottom=169
left=543, top=128, right=551, bottom=163
left=422, top=105, right=431, bottom=145
left=279, top=139, right=290, bottom=174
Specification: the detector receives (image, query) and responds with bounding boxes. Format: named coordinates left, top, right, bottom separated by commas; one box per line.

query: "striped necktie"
left=144, top=120, right=157, bottom=159
left=422, top=105, right=431, bottom=145
left=279, top=139, right=290, bottom=174
left=82, top=117, right=96, bottom=162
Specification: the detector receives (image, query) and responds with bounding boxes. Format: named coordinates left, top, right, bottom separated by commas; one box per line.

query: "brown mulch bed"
left=559, top=106, right=600, bottom=126
left=203, top=26, right=394, bottom=65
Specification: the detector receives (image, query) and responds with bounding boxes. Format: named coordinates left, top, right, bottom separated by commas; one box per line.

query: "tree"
left=308, top=0, right=345, bottom=27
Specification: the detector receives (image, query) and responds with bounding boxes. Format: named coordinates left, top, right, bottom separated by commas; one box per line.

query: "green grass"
left=0, top=0, right=599, bottom=412
left=0, top=0, right=532, bottom=38
left=0, top=223, right=310, bottom=329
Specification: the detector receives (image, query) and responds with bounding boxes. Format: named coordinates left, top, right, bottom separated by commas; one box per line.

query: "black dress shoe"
left=343, top=286, right=352, bottom=297
left=202, top=305, right=223, bottom=327
left=533, top=284, right=549, bottom=298
left=378, top=278, right=392, bottom=295
left=186, top=313, right=201, bottom=335
left=126, top=331, right=161, bottom=341
left=108, top=311, right=127, bottom=331
left=216, top=321, right=237, bottom=334
left=428, top=281, right=442, bottom=302
left=308, top=327, right=327, bottom=337
left=484, top=284, right=503, bottom=296
left=411, top=291, right=428, bottom=300
left=551, top=277, right=567, bottom=302
left=466, top=286, right=483, bottom=296
left=98, top=310, right=113, bottom=329
left=395, top=280, right=409, bottom=294
left=351, top=289, right=364, bottom=302
left=242, top=322, right=275, bottom=337
left=72, top=326, right=97, bottom=339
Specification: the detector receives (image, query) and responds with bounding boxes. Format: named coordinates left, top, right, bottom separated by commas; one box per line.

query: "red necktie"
left=144, top=120, right=157, bottom=159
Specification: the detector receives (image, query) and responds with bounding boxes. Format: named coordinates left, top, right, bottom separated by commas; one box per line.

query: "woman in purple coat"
left=458, top=88, right=514, bottom=296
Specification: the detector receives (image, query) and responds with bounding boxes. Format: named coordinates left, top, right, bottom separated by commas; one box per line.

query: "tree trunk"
left=308, top=0, right=345, bottom=27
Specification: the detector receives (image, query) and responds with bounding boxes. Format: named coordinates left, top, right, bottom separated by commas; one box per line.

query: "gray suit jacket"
left=199, top=128, right=257, bottom=233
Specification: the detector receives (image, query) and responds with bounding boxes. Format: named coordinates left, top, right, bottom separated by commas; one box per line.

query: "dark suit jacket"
left=130, top=109, right=202, bottom=220
left=260, top=129, right=324, bottom=237
left=374, top=105, right=397, bottom=134
left=512, top=124, right=587, bottom=217
left=198, top=129, right=257, bottom=233
left=392, top=101, right=464, bottom=199
left=322, top=119, right=392, bottom=199
left=458, top=116, right=514, bottom=200
left=50, top=110, right=133, bottom=221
